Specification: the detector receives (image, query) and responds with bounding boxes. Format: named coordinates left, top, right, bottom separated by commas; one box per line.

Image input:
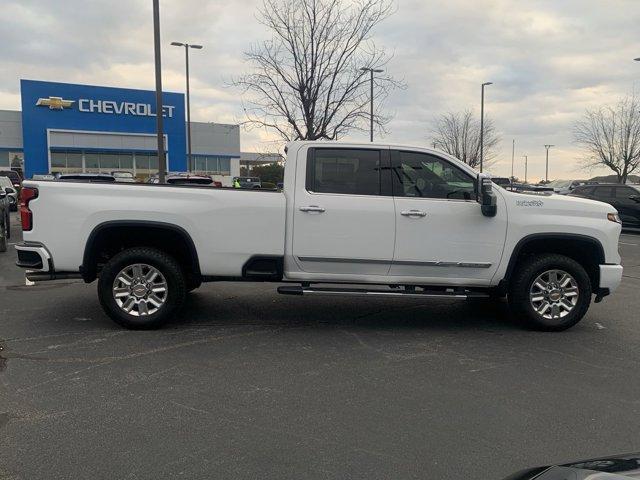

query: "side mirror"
left=630, top=195, right=640, bottom=203
left=477, top=173, right=497, bottom=217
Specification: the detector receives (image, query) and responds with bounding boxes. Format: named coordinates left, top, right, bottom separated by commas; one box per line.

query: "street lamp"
left=523, top=154, right=528, bottom=183
left=152, top=0, right=166, bottom=183
left=360, top=67, right=384, bottom=142
left=479, top=81, right=493, bottom=173
left=171, top=42, right=203, bottom=173
left=544, top=144, right=554, bottom=182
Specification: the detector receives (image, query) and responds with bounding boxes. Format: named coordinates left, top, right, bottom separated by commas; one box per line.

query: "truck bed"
left=22, top=180, right=286, bottom=276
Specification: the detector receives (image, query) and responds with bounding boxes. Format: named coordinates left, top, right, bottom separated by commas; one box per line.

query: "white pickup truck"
left=16, top=141, right=623, bottom=331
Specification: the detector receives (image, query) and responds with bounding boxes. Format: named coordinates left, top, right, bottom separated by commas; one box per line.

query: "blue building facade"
left=20, top=79, right=187, bottom=179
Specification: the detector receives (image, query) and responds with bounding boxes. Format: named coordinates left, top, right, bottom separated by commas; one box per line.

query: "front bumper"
left=596, top=264, right=623, bottom=301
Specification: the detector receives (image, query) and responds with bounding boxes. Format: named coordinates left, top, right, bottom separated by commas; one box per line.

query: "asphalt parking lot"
left=1, top=212, right=639, bottom=480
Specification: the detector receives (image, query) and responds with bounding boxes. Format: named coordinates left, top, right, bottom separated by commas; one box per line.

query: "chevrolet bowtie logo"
left=36, top=96, right=75, bottom=110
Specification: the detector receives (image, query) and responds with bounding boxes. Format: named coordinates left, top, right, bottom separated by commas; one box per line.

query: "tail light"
left=20, top=187, right=38, bottom=231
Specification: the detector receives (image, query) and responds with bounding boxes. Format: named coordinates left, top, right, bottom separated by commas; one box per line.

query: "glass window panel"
left=66, top=152, right=83, bottom=169
left=195, top=157, right=206, bottom=172
left=119, top=154, right=134, bottom=170
left=392, top=151, right=475, bottom=200
left=148, top=155, right=159, bottom=171
left=100, top=153, right=119, bottom=170
left=219, top=158, right=231, bottom=175
left=85, top=153, right=100, bottom=169
left=207, top=157, right=219, bottom=174
left=0, top=151, right=9, bottom=168
left=51, top=152, right=66, bottom=168
left=311, top=149, right=380, bottom=196
left=135, top=154, right=149, bottom=171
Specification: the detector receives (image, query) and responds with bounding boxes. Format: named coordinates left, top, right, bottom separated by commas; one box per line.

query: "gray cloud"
left=1, top=0, right=638, bottom=180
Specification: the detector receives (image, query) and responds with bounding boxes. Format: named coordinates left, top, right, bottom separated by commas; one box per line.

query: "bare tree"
left=234, top=0, right=402, bottom=141
left=573, top=94, right=640, bottom=184
left=429, top=111, right=500, bottom=169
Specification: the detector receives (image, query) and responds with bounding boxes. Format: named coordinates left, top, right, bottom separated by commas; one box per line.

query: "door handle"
left=401, top=209, right=427, bottom=217
left=299, top=205, right=326, bottom=213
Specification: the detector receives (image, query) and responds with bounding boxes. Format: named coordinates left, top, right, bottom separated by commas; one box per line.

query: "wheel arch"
left=81, top=220, right=201, bottom=283
left=502, top=233, right=605, bottom=289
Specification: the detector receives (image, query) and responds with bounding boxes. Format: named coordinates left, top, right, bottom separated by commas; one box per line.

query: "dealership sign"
left=35, top=95, right=176, bottom=118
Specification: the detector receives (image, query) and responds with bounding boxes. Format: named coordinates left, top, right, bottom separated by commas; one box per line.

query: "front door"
left=291, top=147, right=396, bottom=276
left=389, top=150, right=507, bottom=283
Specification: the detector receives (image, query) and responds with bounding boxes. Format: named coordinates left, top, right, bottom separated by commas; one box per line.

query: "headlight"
left=607, top=213, right=621, bottom=224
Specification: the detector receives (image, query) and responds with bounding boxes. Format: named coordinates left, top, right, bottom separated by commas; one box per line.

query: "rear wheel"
left=98, top=247, right=186, bottom=329
left=508, top=254, right=592, bottom=331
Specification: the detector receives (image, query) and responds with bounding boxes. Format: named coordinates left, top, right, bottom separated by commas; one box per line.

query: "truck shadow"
left=175, top=288, right=521, bottom=332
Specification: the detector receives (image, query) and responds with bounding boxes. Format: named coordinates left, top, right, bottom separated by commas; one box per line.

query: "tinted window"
left=392, top=151, right=475, bottom=200
left=614, top=186, right=638, bottom=199
left=592, top=187, right=613, bottom=200
left=572, top=186, right=594, bottom=195
left=309, top=149, right=381, bottom=196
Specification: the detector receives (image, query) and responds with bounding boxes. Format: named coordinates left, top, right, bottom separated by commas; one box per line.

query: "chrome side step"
left=277, top=285, right=489, bottom=299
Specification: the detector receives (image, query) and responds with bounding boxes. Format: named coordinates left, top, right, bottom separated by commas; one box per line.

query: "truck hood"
left=501, top=190, right=616, bottom=217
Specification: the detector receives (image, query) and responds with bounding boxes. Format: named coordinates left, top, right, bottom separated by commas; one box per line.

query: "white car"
left=0, top=176, right=18, bottom=211
left=15, top=141, right=623, bottom=331
left=111, top=171, right=136, bottom=183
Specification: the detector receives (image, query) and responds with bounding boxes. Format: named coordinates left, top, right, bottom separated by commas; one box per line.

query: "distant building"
left=0, top=80, right=241, bottom=185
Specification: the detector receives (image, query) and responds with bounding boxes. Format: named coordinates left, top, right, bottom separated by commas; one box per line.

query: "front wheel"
left=98, top=247, right=186, bottom=329
left=508, top=254, right=592, bottom=331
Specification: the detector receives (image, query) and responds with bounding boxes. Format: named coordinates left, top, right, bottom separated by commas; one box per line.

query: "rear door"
left=390, top=150, right=507, bottom=282
left=291, top=147, right=396, bottom=275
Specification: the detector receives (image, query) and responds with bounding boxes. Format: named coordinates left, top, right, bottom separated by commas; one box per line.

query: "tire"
left=0, top=213, right=7, bottom=253
left=508, top=254, right=592, bottom=331
left=97, top=247, right=186, bottom=329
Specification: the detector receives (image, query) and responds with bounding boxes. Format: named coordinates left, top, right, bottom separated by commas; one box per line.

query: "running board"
left=277, top=285, right=489, bottom=299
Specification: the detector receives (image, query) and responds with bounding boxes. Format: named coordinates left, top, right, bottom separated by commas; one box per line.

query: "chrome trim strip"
left=297, top=257, right=491, bottom=268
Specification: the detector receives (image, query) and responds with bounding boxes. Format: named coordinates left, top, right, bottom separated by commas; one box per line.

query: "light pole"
left=171, top=42, right=203, bottom=173
left=544, top=144, right=554, bottom=182
left=523, top=155, right=528, bottom=183
left=360, top=67, right=384, bottom=142
left=152, top=0, right=166, bottom=183
left=479, top=81, right=493, bottom=173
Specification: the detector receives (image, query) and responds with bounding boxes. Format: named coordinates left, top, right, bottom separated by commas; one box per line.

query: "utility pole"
left=523, top=155, right=528, bottom=183
left=511, top=139, right=515, bottom=179
left=171, top=42, right=203, bottom=173
left=479, top=81, right=493, bottom=172
left=360, top=67, right=384, bottom=142
left=152, top=0, right=166, bottom=183
left=544, top=144, right=554, bottom=183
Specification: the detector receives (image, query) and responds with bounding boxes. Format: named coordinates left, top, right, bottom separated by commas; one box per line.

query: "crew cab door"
left=389, top=150, right=506, bottom=283
left=290, top=147, right=395, bottom=276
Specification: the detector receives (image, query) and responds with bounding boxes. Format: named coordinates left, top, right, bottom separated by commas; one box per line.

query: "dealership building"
left=0, top=79, right=241, bottom=184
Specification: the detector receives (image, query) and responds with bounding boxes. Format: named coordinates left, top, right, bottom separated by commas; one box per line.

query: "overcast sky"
left=1, top=0, right=639, bottom=180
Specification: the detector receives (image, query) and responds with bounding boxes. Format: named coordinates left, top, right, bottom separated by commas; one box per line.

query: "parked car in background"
left=0, top=169, right=22, bottom=189
left=147, top=173, right=215, bottom=185
left=0, top=176, right=18, bottom=211
left=569, top=183, right=640, bottom=229
left=233, top=176, right=262, bottom=189
left=32, top=174, right=56, bottom=181
left=503, top=452, right=640, bottom=479
left=111, top=171, right=136, bottom=183
left=0, top=187, right=10, bottom=252
left=545, top=179, right=583, bottom=195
